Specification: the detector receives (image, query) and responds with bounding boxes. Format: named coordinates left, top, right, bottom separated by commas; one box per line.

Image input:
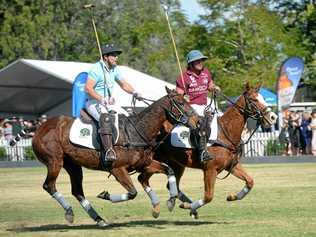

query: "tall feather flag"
left=277, top=57, right=304, bottom=109
left=277, top=57, right=304, bottom=128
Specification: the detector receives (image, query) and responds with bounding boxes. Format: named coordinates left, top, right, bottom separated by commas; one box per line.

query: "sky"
left=180, top=0, right=205, bottom=22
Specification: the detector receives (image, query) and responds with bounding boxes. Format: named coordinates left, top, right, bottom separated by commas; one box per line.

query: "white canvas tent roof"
left=0, top=59, right=175, bottom=118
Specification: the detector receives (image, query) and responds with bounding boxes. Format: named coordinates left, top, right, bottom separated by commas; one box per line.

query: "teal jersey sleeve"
left=113, top=67, right=123, bottom=81
left=88, top=63, right=102, bottom=82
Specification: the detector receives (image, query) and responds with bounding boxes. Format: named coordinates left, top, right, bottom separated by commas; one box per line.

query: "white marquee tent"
left=0, top=59, right=175, bottom=118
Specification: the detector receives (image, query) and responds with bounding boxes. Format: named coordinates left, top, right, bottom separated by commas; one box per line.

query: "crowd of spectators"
left=279, top=110, right=316, bottom=156
left=0, top=115, right=47, bottom=145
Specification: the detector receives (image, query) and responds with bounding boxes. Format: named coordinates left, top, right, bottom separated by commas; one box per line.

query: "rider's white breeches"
left=85, top=100, right=129, bottom=121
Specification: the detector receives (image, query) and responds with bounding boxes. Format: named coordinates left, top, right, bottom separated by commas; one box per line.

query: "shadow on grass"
left=8, top=219, right=232, bottom=232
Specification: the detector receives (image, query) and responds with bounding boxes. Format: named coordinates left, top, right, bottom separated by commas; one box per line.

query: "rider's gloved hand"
left=100, top=97, right=107, bottom=105
left=132, top=91, right=143, bottom=101
left=211, top=85, right=221, bottom=94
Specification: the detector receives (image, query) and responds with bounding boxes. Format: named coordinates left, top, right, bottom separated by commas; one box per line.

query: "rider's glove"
left=100, top=97, right=107, bottom=105
left=132, top=91, right=143, bottom=101
left=211, top=85, right=221, bottom=94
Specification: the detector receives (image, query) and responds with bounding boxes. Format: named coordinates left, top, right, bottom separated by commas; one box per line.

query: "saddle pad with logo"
left=69, top=118, right=100, bottom=150
left=170, top=114, right=219, bottom=148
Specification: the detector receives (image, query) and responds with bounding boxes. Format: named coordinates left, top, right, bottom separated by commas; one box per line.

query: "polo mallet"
left=83, top=4, right=103, bottom=60
left=162, top=5, right=186, bottom=95
left=83, top=4, right=112, bottom=100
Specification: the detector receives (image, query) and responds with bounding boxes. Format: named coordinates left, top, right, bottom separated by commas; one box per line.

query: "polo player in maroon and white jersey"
left=176, top=50, right=220, bottom=163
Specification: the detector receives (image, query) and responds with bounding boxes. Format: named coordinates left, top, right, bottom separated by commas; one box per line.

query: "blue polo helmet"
left=186, top=50, right=208, bottom=64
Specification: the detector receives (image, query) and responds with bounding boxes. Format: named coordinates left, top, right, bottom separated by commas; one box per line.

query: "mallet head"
left=83, top=4, right=95, bottom=9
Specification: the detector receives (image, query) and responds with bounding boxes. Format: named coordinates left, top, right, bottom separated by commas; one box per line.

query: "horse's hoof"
left=190, top=210, right=199, bottom=219
left=97, top=191, right=110, bottom=200
left=152, top=204, right=160, bottom=219
left=179, top=202, right=191, bottom=209
left=166, top=197, right=176, bottom=212
left=97, top=219, right=110, bottom=227
left=65, top=208, right=74, bottom=223
left=227, top=193, right=238, bottom=201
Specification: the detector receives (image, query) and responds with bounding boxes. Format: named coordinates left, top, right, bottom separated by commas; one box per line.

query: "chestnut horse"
left=139, top=83, right=277, bottom=218
left=25, top=88, right=199, bottom=226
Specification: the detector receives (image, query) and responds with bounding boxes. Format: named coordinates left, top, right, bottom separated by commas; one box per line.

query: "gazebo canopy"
left=0, top=59, right=175, bottom=118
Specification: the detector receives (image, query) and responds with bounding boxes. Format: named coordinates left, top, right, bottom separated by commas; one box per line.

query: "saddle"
left=69, top=110, right=119, bottom=150
left=170, top=113, right=219, bottom=149
left=69, top=109, right=150, bottom=150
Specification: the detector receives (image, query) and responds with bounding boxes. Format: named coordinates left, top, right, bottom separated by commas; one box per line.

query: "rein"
left=131, top=95, right=155, bottom=115
left=127, top=93, right=196, bottom=148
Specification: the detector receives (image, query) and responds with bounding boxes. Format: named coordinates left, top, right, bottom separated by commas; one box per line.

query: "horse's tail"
left=9, top=124, right=39, bottom=146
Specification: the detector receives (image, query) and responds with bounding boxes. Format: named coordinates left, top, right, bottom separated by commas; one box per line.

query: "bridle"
left=165, top=93, right=197, bottom=126
left=221, top=91, right=270, bottom=126
left=218, top=91, right=271, bottom=149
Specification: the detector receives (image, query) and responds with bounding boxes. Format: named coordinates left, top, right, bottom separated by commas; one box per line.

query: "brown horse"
left=25, top=88, right=199, bottom=226
left=138, top=83, right=277, bottom=218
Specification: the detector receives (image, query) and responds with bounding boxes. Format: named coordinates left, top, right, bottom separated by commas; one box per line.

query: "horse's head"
left=164, top=87, right=199, bottom=129
left=240, top=82, right=277, bottom=128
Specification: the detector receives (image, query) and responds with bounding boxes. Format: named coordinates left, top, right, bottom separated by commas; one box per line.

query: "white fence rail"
left=0, top=131, right=281, bottom=161
left=242, top=131, right=280, bottom=157
left=0, top=138, right=32, bottom=161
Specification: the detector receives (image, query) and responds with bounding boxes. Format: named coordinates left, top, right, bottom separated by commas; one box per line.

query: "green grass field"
left=0, top=163, right=316, bottom=237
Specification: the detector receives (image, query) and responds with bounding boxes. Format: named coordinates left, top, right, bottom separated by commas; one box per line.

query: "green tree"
left=268, top=0, right=316, bottom=86
left=0, top=0, right=189, bottom=84
left=183, top=0, right=308, bottom=96
left=0, top=0, right=92, bottom=67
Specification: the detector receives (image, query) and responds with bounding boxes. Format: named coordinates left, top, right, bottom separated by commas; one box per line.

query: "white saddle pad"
left=69, top=118, right=100, bottom=150
left=170, top=114, right=219, bottom=148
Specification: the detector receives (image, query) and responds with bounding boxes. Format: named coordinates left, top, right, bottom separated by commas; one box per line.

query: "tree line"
left=0, top=0, right=315, bottom=96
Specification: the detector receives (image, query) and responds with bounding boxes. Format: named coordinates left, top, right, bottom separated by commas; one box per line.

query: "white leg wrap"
left=109, top=193, right=129, bottom=203
left=80, top=199, right=99, bottom=220
left=191, top=199, right=205, bottom=211
left=52, top=192, right=71, bottom=211
left=237, top=186, right=251, bottom=200
left=168, top=175, right=178, bottom=197
left=144, top=186, right=160, bottom=206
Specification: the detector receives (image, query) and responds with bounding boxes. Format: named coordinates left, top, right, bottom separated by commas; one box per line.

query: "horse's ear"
left=165, top=86, right=172, bottom=94
left=244, top=81, right=251, bottom=91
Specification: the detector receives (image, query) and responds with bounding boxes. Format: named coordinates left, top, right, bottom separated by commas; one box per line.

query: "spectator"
left=310, top=110, right=316, bottom=155
left=10, top=116, right=22, bottom=136
left=288, top=111, right=301, bottom=155
left=3, top=120, right=13, bottom=144
left=279, top=112, right=290, bottom=156
left=300, top=112, right=312, bottom=154
left=0, top=118, right=4, bottom=138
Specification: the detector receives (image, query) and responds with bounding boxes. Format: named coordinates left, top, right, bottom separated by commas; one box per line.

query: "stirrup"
left=200, top=150, right=213, bottom=163
left=105, top=148, right=116, bottom=161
